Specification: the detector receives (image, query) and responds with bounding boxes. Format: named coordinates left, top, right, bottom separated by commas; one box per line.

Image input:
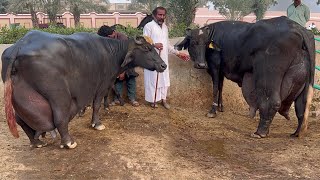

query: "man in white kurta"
left=143, top=7, right=189, bottom=109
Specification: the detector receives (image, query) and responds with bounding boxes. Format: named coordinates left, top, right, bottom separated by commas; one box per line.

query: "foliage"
left=0, top=26, right=29, bottom=44
left=0, top=26, right=96, bottom=44
left=114, top=25, right=143, bottom=37
left=63, top=0, right=109, bottom=27
left=252, top=0, right=277, bottom=20
left=7, top=0, right=44, bottom=27
left=44, top=0, right=61, bottom=23
left=209, top=0, right=254, bottom=20
left=0, top=22, right=200, bottom=44
left=310, top=27, right=320, bottom=36
left=128, top=0, right=167, bottom=13
left=0, top=0, right=9, bottom=13
left=167, top=0, right=199, bottom=27
left=168, top=23, right=199, bottom=38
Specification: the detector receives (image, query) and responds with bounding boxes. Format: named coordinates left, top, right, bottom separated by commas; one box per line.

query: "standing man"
left=97, top=25, right=140, bottom=107
left=143, top=7, right=190, bottom=109
left=287, top=0, right=310, bottom=27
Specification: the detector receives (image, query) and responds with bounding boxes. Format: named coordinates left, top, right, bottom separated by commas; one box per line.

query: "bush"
left=0, top=23, right=197, bottom=44
left=169, top=23, right=199, bottom=38
left=114, top=25, right=143, bottom=37
left=0, top=25, right=97, bottom=44
left=0, top=26, right=29, bottom=44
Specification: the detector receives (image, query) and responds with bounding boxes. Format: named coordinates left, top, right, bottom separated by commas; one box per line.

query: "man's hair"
left=152, top=7, right=167, bottom=16
left=97, top=25, right=114, bottom=37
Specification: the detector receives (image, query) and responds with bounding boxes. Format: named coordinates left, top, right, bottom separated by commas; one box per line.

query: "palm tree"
left=63, top=0, right=108, bottom=27
left=8, top=0, right=44, bottom=27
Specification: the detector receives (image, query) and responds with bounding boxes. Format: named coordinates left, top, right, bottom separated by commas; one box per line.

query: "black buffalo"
left=176, top=16, right=315, bottom=138
left=137, top=14, right=153, bottom=29
left=2, top=30, right=166, bottom=148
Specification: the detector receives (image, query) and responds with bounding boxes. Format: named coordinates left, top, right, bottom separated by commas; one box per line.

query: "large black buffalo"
left=2, top=30, right=166, bottom=148
left=176, top=16, right=315, bottom=138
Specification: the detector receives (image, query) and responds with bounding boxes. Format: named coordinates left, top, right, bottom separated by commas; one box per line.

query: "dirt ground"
left=1, top=43, right=320, bottom=180
left=1, top=90, right=320, bottom=180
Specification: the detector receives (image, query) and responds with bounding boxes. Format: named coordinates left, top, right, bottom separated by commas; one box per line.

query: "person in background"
left=287, top=0, right=310, bottom=27
left=97, top=25, right=140, bottom=107
left=143, top=7, right=190, bottom=109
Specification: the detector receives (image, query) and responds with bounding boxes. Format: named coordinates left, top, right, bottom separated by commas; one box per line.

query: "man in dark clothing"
left=97, top=25, right=140, bottom=107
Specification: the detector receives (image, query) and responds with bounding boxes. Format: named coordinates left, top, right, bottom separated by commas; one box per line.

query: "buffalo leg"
left=91, top=90, right=107, bottom=130
left=15, top=115, right=47, bottom=148
left=103, top=95, right=109, bottom=110
left=217, top=72, right=224, bottom=112
left=207, top=68, right=220, bottom=118
left=291, top=85, right=313, bottom=137
left=242, top=73, right=258, bottom=118
left=49, top=94, right=77, bottom=149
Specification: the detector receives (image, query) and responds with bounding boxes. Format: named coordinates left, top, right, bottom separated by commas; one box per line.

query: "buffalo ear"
left=121, top=51, right=134, bottom=67
left=174, top=37, right=190, bottom=50
left=186, top=28, right=191, bottom=37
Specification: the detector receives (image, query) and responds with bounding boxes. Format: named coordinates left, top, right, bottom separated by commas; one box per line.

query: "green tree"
left=128, top=0, right=167, bottom=13
left=252, top=0, right=277, bottom=20
left=209, top=0, right=254, bottom=20
left=63, top=0, right=108, bottom=27
left=8, top=0, right=44, bottom=27
left=0, top=0, right=9, bottom=13
left=167, top=0, right=199, bottom=26
left=43, top=0, right=61, bottom=24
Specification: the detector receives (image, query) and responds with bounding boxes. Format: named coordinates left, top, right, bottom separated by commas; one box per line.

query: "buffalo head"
left=122, top=36, right=167, bottom=72
left=175, top=26, right=218, bottom=69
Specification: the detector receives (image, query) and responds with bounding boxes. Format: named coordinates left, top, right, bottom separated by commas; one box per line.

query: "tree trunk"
left=73, top=5, right=81, bottom=27
left=30, top=6, right=39, bottom=28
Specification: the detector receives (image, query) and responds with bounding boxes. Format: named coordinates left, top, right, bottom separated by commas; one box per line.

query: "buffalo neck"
left=102, top=38, right=130, bottom=74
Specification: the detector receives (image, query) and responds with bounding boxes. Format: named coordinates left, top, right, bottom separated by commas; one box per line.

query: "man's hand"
left=118, top=72, right=125, bottom=80
left=154, top=43, right=163, bottom=50
left=177, top=52, right=190, bottom=61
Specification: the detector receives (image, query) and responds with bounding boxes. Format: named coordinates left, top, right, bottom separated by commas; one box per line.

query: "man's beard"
left=156, top=19, right=164, bottom=25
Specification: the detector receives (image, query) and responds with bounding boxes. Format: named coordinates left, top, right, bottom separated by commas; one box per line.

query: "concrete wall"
left=1, top=8, right=320, bottom=29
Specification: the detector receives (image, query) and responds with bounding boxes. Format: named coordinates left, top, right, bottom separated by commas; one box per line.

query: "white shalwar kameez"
left=143, top=20, right=179, bottom=103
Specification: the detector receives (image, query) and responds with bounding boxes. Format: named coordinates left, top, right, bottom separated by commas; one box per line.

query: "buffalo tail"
left=4, top=62, right=19, bottom=138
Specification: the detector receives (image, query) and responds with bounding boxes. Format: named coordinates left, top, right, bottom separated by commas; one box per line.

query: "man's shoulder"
left=144, top=20, right=155, bottom=28
left=287, top=3, right=294, bottom=10
left=301, top=3, right=310, bottom=10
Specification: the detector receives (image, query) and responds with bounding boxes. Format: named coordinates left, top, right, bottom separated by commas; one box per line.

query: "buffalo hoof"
left=290, top=132, right=300, bottom=138
left=218, top=106, right=224, bottom=112
left=30, top=140, right=48, bottom=148
left=206, top=112, right=217, bottom=118
left=250, top=132, right=267, bottom=139
left=92, top=124, right=106, bottom=130
left=60, top=142, right=77, bottom=149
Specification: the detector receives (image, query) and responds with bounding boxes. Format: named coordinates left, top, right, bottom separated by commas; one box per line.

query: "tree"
left=209, top=0, right=254, bottom=20
left=44, top=0, right=61, bottom=24
left=167, top=0, right=199, bottom=26
left=63, top=0, right=108, bottom=27
left=252, top=0, right=277, bottom=20
left=128, top=0, right=167, bottom=13
left=8, top=0, right=44, bottom=27
left=0, top=0, right=9, bottom=13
